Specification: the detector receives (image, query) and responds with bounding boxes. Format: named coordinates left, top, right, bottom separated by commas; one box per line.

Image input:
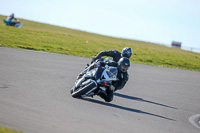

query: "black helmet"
left=118, top=57, right=130, bottom=72
left=122, top=47, right=132, bottom=58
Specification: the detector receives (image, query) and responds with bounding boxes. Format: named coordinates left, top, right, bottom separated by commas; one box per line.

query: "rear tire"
left=72, top=82, right=96, bottom=98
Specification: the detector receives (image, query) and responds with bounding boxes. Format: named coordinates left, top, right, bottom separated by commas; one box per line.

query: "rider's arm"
left=107, top=61, right=118, bottom=67
left=94, top=50, right=117, bottom=61
left=114, top=73, right=129, bottom=90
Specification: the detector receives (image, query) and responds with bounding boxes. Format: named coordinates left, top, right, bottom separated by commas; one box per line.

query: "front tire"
left=70, top=85, right=75, bottom=94
left=15, top=23, right=22, bottom=28
left=72, top=82, right=96, bottom=98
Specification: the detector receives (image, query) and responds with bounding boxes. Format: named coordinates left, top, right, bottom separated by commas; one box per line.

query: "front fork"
left=73, top=78, right=98, bottom=95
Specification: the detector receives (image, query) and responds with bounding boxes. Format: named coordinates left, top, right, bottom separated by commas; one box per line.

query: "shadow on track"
left=114, top=93, right=177, bottom=109
left=0, top=84, right=11, bottom=89
left=82, top=98, right=176, bottom=121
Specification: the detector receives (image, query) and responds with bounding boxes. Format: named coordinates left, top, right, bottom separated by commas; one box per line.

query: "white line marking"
left=189, top=114, right=200, bottom=129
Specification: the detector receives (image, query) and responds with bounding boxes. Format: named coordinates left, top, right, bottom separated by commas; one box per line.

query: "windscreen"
left=106, top=67, right=118, bottom=77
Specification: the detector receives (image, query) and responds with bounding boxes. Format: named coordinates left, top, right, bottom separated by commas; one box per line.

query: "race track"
left=0, top=47, right=200, bottom=133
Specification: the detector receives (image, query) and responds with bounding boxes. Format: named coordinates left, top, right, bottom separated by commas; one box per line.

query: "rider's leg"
left=99, top=87, right=114, bottom=102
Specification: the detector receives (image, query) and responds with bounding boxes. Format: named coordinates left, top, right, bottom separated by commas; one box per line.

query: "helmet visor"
left=123, top=53, right=131, bottom=58
left=120, top=65, right=129, bottom=72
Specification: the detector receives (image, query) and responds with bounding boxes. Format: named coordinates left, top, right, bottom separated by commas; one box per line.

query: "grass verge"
left=0, top=15, right=200, bottom=71
left=0, top=126, right=23, bottom=133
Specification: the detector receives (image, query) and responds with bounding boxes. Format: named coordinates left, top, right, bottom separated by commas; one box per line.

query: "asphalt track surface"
left=0, top=47, right=200, bottom=133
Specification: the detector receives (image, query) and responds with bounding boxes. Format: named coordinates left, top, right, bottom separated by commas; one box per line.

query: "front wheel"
left=70, top=85, right=75, bottom=94
left=71, top=82, right=96, bottom=98
left=15, top=23, right=22, bottom=28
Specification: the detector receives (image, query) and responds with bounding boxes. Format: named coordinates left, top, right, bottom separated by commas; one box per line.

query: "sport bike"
left=3, top=19, right=22, bottom=28
left=70, top=60, right=118, bottom=99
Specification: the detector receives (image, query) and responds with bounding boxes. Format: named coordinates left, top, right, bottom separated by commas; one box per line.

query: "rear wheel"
left=72, top=81, right=96, bottom=98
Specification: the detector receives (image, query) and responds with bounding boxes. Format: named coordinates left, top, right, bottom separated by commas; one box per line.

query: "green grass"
left=0, top=15, right=200, bottom=71
left=0, top=126, right=23, bottom=133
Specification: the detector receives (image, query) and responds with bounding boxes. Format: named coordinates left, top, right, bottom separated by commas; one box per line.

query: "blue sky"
left=1, top=0, right=200, bottom=52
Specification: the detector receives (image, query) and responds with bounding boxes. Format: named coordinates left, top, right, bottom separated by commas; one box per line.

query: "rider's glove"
left=93, top=63, right=99, bottom=68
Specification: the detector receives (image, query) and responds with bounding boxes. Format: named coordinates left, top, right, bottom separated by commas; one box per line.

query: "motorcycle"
left=3, top=19, right=22, bottom=28
left=70, top=59, right=119, bottom=99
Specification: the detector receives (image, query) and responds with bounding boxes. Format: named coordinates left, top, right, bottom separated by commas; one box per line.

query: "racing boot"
left=98, top=87, right=114, bottom=102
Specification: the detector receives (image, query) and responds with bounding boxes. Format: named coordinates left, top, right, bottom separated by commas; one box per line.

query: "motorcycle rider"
left=77, top=47, right=132, bottom=79
left=91, top=47, right=132, bottom=63
left=4, top=13, right=18, bottom=26
left=97, top=57, right=130, bottom=102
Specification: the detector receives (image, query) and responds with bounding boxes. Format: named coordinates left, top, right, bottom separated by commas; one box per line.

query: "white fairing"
left=101, top=66, right=118, bottom=81
left=73, top=63, right=118, bottom=98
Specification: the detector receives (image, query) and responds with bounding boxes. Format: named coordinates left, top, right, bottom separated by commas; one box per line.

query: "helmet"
left=118, top=57, right=130, bottom=72
left=122, top=47, right=132, bottom=58
left=10, top=13, right=14, bottom=17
